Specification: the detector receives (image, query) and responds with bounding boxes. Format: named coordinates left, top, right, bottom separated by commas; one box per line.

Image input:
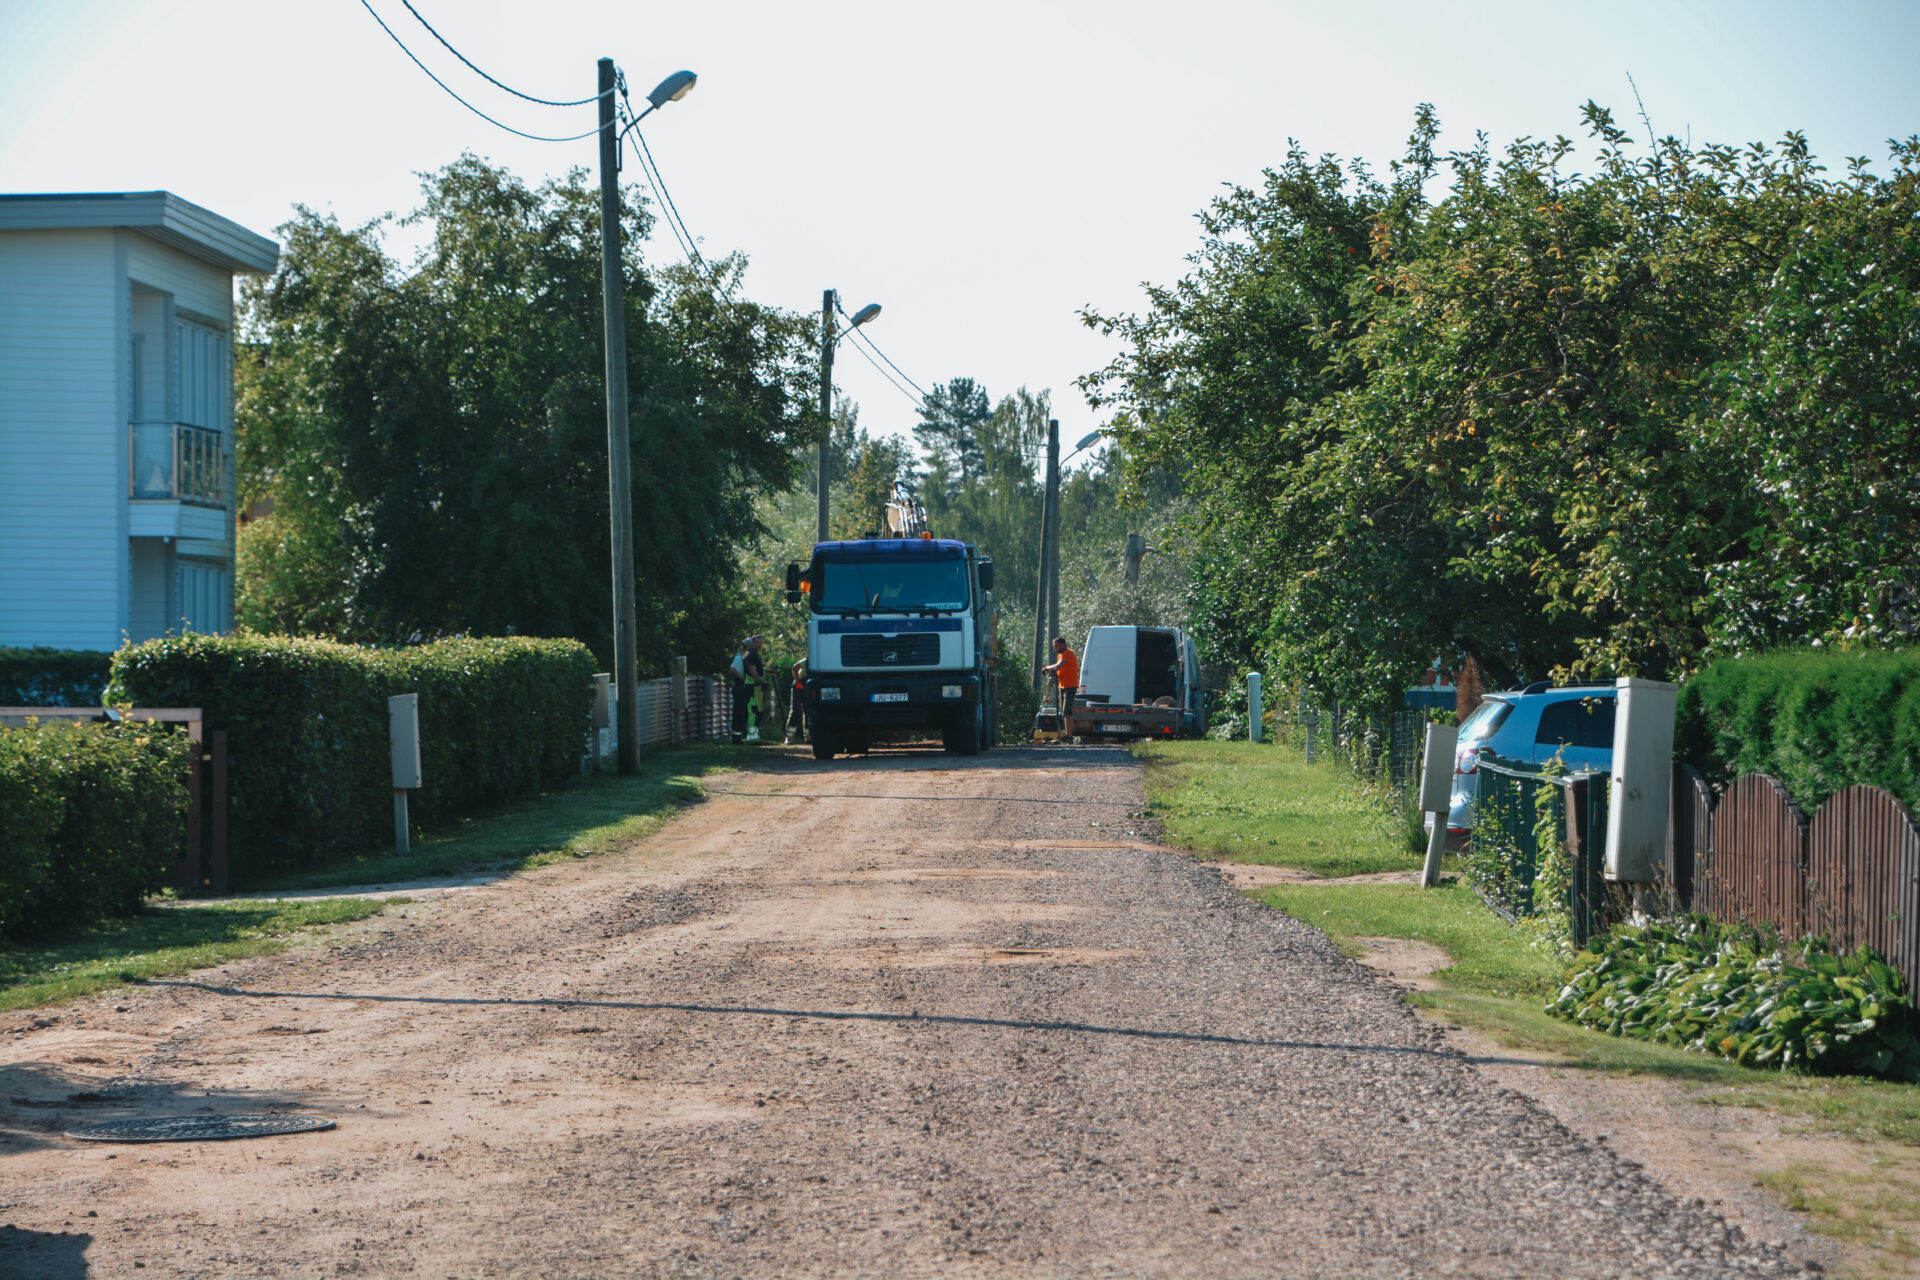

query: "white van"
left=1070, top=625, right=1204, bottom=739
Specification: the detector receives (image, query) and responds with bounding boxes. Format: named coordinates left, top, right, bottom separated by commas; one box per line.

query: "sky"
left=3, top=0, right=1918, bottom=452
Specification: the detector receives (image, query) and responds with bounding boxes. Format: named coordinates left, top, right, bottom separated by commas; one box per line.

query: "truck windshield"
left=816, top=559, right=969, bottom=613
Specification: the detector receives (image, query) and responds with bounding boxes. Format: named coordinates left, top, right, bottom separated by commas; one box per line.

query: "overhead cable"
left=841, top=332, right=925, bottom=407
left=841, top=315, right=929, bottom=401
left=399, top=0, right=604, bottom=107
left=358, top=0, right=600, bottom=143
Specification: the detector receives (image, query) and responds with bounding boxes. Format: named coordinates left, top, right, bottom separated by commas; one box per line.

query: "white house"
left=0, top=191, right=278, bottom=651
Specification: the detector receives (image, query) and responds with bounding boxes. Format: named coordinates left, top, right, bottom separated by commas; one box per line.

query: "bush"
left=997, top=675, right=1039, bottom=744
left=106, top=634, right=595, bottom=878
left=0, top=648, right=114, bottom=708
left=1674, top=648, right=1920, bottom=818
left=0, top=720, right=193, bottom=938
left=1548, top=915, right=1920, bottom=1081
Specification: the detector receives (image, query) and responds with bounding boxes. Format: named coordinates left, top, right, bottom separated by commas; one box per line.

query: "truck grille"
left=840, top=633, right=940, bottom=667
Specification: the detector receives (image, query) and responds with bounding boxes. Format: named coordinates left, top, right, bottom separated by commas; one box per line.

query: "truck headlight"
left=942, top=684, right=962, bottom=698
left=820, top=687, right=841, bottom=702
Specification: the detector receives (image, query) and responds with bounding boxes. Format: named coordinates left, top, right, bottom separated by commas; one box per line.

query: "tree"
left=235, top=156, right=820, bottom=674
left=915, top=377, right=992, bottom=490
left=1085, top=106, right=1920, bottom=712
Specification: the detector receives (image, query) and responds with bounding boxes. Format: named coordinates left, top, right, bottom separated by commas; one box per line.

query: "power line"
left=842, top=316, right=929, bottom=401
left=358, top=0, right=600, bottom=143
left=399, top=0, right=603, bottom=108
left=840, top=331, right=924, bottom=407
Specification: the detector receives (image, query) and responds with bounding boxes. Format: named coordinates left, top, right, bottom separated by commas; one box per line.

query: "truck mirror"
left=978, top=561, right=994, bottom=591
left=785, top=563, right=801, bottom=604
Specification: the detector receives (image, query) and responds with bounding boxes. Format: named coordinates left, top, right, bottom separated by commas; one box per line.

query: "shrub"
left=1674, top=648, right=1920, bottom=817
left=1548, top=915, right=1920, bottom=1081
left=0, top=648, right=114, bottom=708
left=106, top=634, right=595, bottom=878
left=0, top=720, right=193, bottom=938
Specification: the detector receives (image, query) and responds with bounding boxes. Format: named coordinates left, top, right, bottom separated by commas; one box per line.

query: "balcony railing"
left=130, top=422, right=225, bottom=506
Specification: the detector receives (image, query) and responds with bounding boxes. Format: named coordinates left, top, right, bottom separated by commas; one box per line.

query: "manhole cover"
left=66, top=1114, right=335, bottom=1143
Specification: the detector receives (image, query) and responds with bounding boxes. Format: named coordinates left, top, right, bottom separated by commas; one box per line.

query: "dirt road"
left=3, top=745, right=1799, bottom=1278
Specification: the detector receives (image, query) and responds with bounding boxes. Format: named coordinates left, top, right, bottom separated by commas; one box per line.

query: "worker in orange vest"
left=1042, top=636, right=1080, bottom=716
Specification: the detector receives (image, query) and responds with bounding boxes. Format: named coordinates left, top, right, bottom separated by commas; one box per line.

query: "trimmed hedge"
left=0, top=720, right=193, bottom=939
left=106, top=634, right=596, bottom=878
left=1675, top=648, right=1920, bottom=819
left=0, top=647, right=114, bottom=708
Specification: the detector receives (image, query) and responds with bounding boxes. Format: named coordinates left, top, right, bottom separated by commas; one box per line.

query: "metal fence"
left=590, top=675, right=736, bottom=765
left=1675, top=766, right=1920, bottom=996
left=1464, top=754, right=1611, bottom=945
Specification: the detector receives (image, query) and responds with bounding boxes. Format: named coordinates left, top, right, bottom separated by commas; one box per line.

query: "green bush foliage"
left=0, top=720, right=193, bottom=938
left=0, top=648, right=113, bottom=708
left=106, top=634, right=595, bottom=877
left=1549, top=916, right=1920, bottom=1081
left=1675, top=648, right=1920, bottom=818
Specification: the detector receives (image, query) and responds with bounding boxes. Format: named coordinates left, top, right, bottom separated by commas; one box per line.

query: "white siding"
left=129, top=538, right=170, bottom=641
left=123, top=234, right=232, bottom=327
left=0, top=228, right=128, bottom=650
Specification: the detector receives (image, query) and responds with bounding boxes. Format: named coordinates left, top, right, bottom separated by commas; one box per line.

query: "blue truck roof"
left=812, top=539, right=969, bottom=558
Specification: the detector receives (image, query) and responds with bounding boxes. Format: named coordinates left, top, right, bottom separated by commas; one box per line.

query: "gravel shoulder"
left=2, top=744, right=1801, bottom=1278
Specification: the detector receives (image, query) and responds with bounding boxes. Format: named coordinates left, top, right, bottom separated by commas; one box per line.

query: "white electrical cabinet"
left=1603, top=677, right=1676, bottom=882
left=1418, top=722, right=1458, bottom=814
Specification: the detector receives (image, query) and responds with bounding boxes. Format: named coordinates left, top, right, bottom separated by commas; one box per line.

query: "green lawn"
left=1134, top=739, right=1421, bottom=877
left=0, top=898, right=388, bottom=1013
left=1, top=742, right=749, bottom=1011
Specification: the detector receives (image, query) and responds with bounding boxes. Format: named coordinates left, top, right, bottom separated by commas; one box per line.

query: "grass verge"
left=1134, top=739, right=1421, bottom=877
left=0, top=898, right=388, bottom=1013
left=2, top=742, right=751, bottom=1011
left=263, top=741, right=747, bottom=891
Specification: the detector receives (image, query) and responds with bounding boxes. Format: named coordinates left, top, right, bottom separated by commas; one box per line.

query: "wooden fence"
left=1671, top=763, right=1920, bottom=995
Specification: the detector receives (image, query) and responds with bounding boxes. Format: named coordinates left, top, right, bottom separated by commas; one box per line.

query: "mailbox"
left=389, top=693, right=422, bottom=790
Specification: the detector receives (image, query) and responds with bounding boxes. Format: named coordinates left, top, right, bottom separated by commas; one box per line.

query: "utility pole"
left=1045, top=418, right=1061, bottom=652
left=598, top=56, right=641, bottom=774
left=1030, top=419, right=1057, bottom=695
left=817, top=289, right=835, bottom=543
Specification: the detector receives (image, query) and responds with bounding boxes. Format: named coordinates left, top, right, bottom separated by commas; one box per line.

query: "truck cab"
left=1070, top=625, right=1203, bottom=741
left=789, top=538, right=997, bottom=759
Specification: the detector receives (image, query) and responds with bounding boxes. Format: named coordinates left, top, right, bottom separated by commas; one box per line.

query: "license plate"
left=1100, top=723, right=1132, bottom=734
left=872, top=692, right=909, bottom=703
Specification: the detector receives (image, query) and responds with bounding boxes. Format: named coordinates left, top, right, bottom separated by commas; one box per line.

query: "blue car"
left=1445, top=685, right=1616, bottom=843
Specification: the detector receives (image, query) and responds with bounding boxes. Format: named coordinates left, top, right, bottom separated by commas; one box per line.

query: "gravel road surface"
left=1, top=745, right=1800, bottom=1277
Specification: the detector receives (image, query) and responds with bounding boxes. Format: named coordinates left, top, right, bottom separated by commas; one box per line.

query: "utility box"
left=1247, top=672, right=1262, bottom=743
left=591, top=673, right=611, bottom=731
left=1418, top=721, right=1458, bottom=814
left=389, top=693, right=422, bottom=790
left=1604, top=677, right=1677, bottom=882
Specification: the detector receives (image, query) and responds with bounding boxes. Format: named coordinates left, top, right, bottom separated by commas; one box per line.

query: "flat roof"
left=0, top=191, right=278, bottom=274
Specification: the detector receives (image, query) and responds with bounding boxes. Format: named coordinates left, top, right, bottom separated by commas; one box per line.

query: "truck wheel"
left=811, top=728, right=837, bottom=760
left=951, top=704, right=985, bottom=757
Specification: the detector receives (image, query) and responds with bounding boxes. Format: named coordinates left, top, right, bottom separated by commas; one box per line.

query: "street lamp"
left=817, top=292, right=882, bottom=543
left=600, top=62, right=695, bottom=775
left=1064, top=428, right=1107, bottom=464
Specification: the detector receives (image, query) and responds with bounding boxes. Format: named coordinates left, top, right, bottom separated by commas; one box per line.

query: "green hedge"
left=106, top=634, right=595, bottom=878
left=0, top=720, right=193, bottom=939
left=1674, top=648, right=1920, bottom=818
left=0, top=647, right=114, bottom=708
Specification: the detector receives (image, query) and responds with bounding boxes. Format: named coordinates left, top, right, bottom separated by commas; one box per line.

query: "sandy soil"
left=2, top=744, right=1802, bottom=1278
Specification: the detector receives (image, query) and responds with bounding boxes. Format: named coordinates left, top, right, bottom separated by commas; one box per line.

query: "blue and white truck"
left=785, top=536, right=998, bottom=759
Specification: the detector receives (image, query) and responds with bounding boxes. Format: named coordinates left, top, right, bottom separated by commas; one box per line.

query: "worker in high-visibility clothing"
left=1041, top=636, right=1080, bottom=716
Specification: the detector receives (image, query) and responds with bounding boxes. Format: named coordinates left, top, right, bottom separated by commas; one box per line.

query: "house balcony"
left=129, top=422, right=231, bottom=546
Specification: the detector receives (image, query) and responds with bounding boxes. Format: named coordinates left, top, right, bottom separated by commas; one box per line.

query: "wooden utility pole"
left=817, top=289, right=835, bottom=543
left=598, top=56, right=641, bottom=773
